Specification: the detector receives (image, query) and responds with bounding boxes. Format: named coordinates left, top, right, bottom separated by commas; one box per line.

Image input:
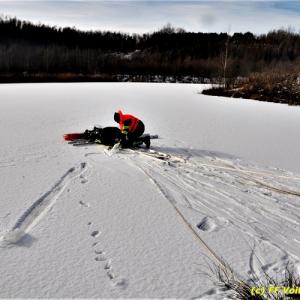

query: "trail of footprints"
left=68, top=165, right=128, bottom=289
left=87, top=222, right=128, bottom=289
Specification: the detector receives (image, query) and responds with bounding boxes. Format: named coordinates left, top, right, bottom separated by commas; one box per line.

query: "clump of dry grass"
left=206, top=261, right=300, bottom=300
left=203, top=68, right=300, bottom=105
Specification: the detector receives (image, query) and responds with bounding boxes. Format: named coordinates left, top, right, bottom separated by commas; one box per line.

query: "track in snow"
left=126, top=147, right=300, bottom=277
left=84, top=216, right=128, bottom=289
left=0, top=162, right=87, bottom=246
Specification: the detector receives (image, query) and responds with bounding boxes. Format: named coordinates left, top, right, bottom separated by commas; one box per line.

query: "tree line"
left=1, top=17, right=300, bottom=80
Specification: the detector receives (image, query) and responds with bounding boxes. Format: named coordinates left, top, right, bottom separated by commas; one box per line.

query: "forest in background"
left=1, top=17, right=300, bottom=104
left=1, top=17, right=300, bottom=78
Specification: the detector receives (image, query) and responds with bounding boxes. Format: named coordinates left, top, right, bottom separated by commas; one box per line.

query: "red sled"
left=63, top=133, right=85, bottom=141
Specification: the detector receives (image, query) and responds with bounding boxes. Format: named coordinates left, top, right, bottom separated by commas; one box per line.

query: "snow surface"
left=0, top=83, right=300, bottom=299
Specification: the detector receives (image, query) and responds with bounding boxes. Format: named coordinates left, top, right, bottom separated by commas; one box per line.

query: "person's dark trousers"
left=128, top=121, right=145, bottom=142
left=122, top=121, right=145, bottom=147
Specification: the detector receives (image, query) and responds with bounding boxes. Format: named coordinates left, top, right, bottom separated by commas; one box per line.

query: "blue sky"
left=1, top=1, right=300, bottom=34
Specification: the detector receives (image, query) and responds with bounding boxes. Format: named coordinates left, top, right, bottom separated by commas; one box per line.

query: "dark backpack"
left=100, top=127, right=122, bottom=146
left=84, top=126, right=121, bottom=145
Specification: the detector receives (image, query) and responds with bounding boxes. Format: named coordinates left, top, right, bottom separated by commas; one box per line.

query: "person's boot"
left=144, top=135, right=151, bottom=149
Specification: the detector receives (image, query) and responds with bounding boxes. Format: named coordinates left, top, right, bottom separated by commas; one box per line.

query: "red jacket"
left=117, top=110, right=140, bottom=134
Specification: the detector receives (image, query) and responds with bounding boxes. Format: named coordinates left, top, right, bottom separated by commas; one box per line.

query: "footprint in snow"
left=88, top=227, right=128, bottom=289
left=105, top=262, right=128, bottom=289
left=79, top=174, right=88, bottom=184
left=95, top=248, right=128, bottom=289
left=106, top=267, right=129, bottom=289
left=107, top=271, right=115, bottom=280
left=79, top=200, right=90, bottom=207
left=112, top=278, right=128, bottom=289
left=95, top=254, right=107, bottom=262
left=104, top=259, right=112, bottom=270
left=91, top=230, right=100, bottom=238
left=261, top=262, right=277, bottom=273
left=197, top=216, right=217, bottom=232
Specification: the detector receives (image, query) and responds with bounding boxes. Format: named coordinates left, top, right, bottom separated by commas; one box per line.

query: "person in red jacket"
left=114, top=110, right=150, bottom=148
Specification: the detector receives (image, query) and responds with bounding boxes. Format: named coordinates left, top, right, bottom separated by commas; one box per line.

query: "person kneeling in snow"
left=114, top=110, right=150, bottom=148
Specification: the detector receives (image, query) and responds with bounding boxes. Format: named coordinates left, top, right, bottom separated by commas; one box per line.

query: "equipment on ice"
left=64, top=126, right=156, bottom=149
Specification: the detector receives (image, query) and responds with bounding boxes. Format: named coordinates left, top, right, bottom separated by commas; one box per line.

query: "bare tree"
left=221, top=27, right=231, bottom=88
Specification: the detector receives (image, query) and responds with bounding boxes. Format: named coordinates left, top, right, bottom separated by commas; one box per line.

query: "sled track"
left=82, top=145, right=300, bottom=271
left=134, top=149, right=300, bottom=197
left=127, top=148, right=300, bottom=281
left=130, top=156, right=233, bottom=277
left=1, top=162, right=87, bottom=245
left=194, top=162, right=300, bottom=197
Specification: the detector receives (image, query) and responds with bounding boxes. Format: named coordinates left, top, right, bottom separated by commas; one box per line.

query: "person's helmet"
left=114, top=112, right=120, bottom=123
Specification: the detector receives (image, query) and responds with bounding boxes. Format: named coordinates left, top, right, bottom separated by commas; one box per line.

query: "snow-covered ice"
left=0, top=83, right=300, bottom=298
